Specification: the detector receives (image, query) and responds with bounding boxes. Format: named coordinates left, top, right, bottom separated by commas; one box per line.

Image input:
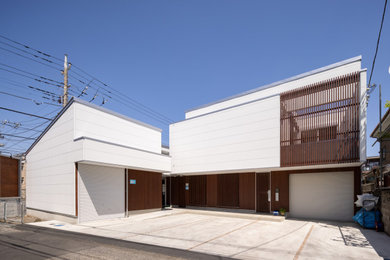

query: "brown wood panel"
left=217, top=174, right=239, bottom=208
left=239, top=173, right=255, bottom=210
left=171, top=176, right=186, bottom=207
left=127, top=169, right=161, bottom=211
left=189, top=175, right=207, bottom=206
left=256, top=173, right=270, bottom=212
left=145, top=171, right=162, bottom=209
left=271, top=171, right=289, bottom=211
left=0, top=156, right=19, bottom=197
left=206, top=175, right=217, bottom=207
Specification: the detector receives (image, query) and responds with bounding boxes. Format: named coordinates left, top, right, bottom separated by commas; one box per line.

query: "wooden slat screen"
left=280, top=72, right=360, bottom=167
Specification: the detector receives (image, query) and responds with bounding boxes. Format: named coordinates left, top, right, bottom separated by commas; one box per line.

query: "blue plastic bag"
left=353, top=208, right=381, bottom=229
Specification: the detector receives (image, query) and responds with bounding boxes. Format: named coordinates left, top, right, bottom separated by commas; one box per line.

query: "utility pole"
left=62, top=54, right=71, bottom=107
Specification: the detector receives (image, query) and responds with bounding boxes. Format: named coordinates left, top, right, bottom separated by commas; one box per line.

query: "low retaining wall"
left=381, top=189, right=390, bottom=235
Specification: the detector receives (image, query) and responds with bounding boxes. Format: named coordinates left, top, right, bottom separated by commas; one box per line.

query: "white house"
left=26, top=98, right=170, bottom=223
left=169, top=56, right=367, bottom=221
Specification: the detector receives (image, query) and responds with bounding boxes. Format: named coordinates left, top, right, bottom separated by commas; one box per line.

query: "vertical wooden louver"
left=280, top=72, right=360, bottom=167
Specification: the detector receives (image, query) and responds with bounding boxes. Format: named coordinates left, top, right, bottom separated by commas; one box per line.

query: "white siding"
left=186, top=59, right=361, bottom=119
left=26, top=106, right=81, bottom=216
left=74, top=102, right=161, bottom=154
left=289, top=172, right=354, bottom=221
left=78, top=163, right=124, bottom=223
left=170, top=95, right=280, bottom=174
left=78, top=138, right=171, bottom=173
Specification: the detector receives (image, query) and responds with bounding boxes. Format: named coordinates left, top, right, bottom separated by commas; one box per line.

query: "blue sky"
left=0, top=0, right=388, bottom=156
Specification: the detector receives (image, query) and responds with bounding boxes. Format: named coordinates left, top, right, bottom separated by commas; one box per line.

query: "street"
left=0, top=223, right=228, bottom=259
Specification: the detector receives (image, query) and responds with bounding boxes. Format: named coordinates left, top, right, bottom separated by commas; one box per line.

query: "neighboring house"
left=25, top=98, right=170, bottom=223
left=370, top=108, right=390, bottom=234
left=0, top=155, right=19, bottom=197
left=361, top=156, right=380, bottom=193
left=169, top=56, right=367, bottom=221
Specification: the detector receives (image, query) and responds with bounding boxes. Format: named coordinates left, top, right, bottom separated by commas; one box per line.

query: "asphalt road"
left=0, top=223, right=230, bottom=259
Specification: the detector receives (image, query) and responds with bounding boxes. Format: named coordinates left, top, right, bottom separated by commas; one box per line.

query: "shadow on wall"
left=79, top=164, right=124, bottom=217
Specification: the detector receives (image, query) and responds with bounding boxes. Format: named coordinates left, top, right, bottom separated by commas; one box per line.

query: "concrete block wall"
left=382, top=190, right=390, bottom=235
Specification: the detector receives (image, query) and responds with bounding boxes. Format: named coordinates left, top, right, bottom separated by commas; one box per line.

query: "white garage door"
left=78, top=164, right=125, bottom=223
left=289, top=171, right=354, bottom=221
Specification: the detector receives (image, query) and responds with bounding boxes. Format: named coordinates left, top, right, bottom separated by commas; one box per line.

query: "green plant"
left=279, top=208, right=286, bottom=215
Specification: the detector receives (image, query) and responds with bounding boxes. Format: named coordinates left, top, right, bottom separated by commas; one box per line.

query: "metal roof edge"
left=186, top=56, right=362, bottom=114
left=26, top=97, right=163, bottom=156
left=73, top=98, right=162, bottom=132
left=370, top=108, right=390, bottom=138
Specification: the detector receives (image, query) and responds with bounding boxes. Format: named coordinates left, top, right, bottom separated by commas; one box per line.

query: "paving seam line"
left=293, top=224, right=314, bottom=260
left=91, top=217, right=215, bottom=239
left=187, top=219, right=259, bottom=250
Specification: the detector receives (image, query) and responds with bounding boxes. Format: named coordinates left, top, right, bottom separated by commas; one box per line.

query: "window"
left=301, top=126, right=337, bottom=144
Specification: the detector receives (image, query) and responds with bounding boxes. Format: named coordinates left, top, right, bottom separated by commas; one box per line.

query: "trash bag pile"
left=352, top=193, right=383, bottom=230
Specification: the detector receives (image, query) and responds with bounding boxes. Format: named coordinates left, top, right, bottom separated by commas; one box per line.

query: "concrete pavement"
left=26, top=208, right=390, bottom=259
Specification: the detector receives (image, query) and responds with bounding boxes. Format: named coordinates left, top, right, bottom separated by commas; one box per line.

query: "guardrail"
left=0, top=197, right=24, bottom=224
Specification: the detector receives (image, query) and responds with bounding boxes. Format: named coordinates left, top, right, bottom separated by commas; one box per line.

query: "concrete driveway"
left=28, top=209, right=390, bottom=260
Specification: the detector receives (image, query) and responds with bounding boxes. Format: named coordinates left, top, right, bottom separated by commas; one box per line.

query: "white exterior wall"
left=172, top=57, right=366, bottom=174
left=74, top=102, right=161, bottom=154
left=76, top=138, right=171, bottom=172
left=78, top=163, right=125, bottom=223
left=170, top=95, right=280, bottom=174
left=26, top=99, right=169, bottom=219
left=186, top=58, right=362, bottom=119
left=26, top=106, right=81, bottom=216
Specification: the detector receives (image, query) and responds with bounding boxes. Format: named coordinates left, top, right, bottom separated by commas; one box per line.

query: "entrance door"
left=127, top=170, right=162, bottom=211
left=256, top=172, right=270, bottom=212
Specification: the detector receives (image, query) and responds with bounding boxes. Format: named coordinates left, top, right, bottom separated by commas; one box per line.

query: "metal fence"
left=0, top=197, right=25, bottom=224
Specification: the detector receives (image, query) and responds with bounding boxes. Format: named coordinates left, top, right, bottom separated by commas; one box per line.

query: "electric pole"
left=62, top=54, right=71, bottom=107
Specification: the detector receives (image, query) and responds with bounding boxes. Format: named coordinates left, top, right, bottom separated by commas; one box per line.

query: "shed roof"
left=25, top=97, right=162, bottom=155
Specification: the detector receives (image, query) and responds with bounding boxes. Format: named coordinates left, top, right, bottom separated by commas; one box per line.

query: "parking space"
left=28, top=209, right=390, bottom=259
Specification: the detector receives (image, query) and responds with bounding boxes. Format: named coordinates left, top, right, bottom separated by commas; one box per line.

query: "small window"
left=301, top=129, right=317, bottom=143
left=319, top=126, right=337, bottom=141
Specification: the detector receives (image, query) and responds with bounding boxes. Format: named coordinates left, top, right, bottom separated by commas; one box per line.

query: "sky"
left=0, top=0, right=389, bottom=157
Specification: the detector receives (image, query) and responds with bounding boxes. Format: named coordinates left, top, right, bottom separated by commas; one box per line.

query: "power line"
left=1, top=122, right=42, bottom=133
left=0, top=62, right=63, bottom=85
left=0, top=46, right=62, bottom=71
left=368, top=0, right=388, bottom=87
left=0, top=67, right=63, bottom=89
left=0, top=90, right=61, bottom=106
left=0, top=34, right=174, bottom=125
left=4, top=120, right=49, bottom=151
left=0, top=107, right=53, bottom=120
left=0, top=133, right=36, bottom=140
left=0, top=40, right=62, bottom=66
left=0, top=34, right=63, bottom=62
left=69, top=67, right=174, bottom=123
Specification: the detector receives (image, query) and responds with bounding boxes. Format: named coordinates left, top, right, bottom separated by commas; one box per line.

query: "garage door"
left=289, top=171, right=354, bottom=221
left=78, top=164, right=125, bottom=223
